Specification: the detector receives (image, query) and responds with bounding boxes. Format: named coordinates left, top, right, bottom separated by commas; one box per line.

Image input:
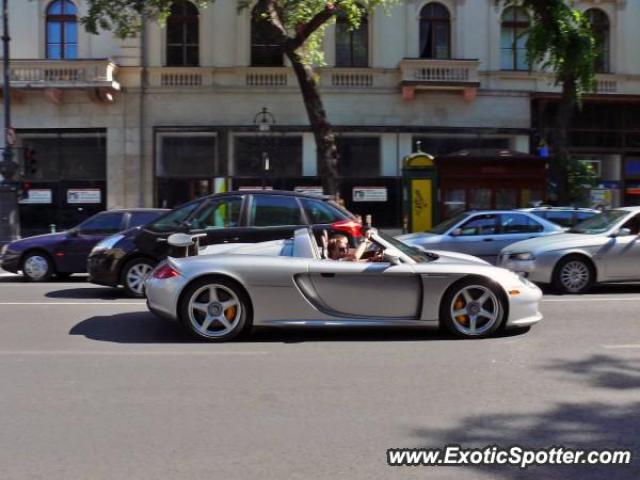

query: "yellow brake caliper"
left=224, top=306, right=237, bottom=321
left=454, top=296, right=468, bottom=325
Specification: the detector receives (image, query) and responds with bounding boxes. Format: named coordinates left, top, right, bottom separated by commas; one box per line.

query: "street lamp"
left=253, top=107, right=276, bottom=190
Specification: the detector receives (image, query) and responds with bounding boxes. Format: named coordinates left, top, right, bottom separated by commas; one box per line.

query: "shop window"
left=625, top=158, right=640, bottom=178
left=250, top=195, right=303, bottom=226
left=158, top=135, right=218, bottom=178
left=419, top=2, right=450, bottom=59
left=251, top=5, right=284, bottom=66
left=166, top=0, right=199, bottom=66
left=468, top=189, right=492, bottom=210
left=234, top=136, right=302, bottom=177
left=336, top=9, right=369, bottom=67
left=46, top=0, right=78, bottom=59
left=500, top=7, right=529, bottom=71
left=336, top=137, right=380, bottom=177
left=443, top=189, right=465, bottom=219
left=586, top=8, right=610, bottom=74
left=495, top=188, right=518, bottom=209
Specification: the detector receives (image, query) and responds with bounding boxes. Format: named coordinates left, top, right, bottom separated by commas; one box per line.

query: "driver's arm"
left=352, top=231, right=373, bottom=261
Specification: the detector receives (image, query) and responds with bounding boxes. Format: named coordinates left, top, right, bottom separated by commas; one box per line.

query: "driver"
left=325, top=230, right=380, bottom=262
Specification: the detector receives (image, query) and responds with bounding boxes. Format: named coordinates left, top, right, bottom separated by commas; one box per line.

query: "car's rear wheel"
left=121, top=258, right=156, bottom=298
left=21, top=252, right=53, bottom=282
left=553, top=255, right=594, bottom=294
left=179, top=277, right=251, bottom=342
left=440, top=278, right=505, bottom=338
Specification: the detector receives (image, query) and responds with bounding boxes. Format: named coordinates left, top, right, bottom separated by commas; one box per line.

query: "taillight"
left=152, top=264, right=180, bottom=279
left=331, top=219, right=363, bottom=238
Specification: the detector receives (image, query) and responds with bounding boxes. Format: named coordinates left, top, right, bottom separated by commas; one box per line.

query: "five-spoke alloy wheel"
left=179, top=277, right=250, bottom=342
left=441, top=279, right=505, bottom=338
left=121, top=258, right=156, bottom=298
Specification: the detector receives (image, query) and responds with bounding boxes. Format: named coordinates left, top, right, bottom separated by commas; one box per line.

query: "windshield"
left=377, top=232, right=437, bottom=263
left=428, top=213, right=469, bottom=234
left=568, top=209, right=629, bottom=234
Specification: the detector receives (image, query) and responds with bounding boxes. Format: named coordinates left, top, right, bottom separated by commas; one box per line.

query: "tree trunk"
left=284, top=48, right=340, bottom=198
left=552, top=75, right=577, bottom=204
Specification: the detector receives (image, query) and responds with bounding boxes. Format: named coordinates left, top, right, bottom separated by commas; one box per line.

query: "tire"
left=440, top=278, right=505, bottom=338
left=553, top=255, right=595, bottom=294
left=21, top=252, right=54, bottom=282
left=179, top=277, right=251, bottom=342
left=121, top=258, right=156, bottom=298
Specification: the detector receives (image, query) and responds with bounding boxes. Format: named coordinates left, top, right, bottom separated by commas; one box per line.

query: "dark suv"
left=87, top=190, right=361, bottom=297
left=0, top=209, right=168, bottom=281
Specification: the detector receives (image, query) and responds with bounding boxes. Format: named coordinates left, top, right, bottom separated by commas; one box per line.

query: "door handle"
left=321, top=273, right=335, bottom=278
left=483, top=238, right=494, bottom=242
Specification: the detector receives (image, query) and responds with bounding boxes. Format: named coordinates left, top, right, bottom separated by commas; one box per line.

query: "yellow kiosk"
left=402, top=149, right=438, bottom=233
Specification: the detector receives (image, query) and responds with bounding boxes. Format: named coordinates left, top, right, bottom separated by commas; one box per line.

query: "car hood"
left=8, top=231, right=71, bottom=249
left=395, top=232, right=441, bottom=243
left=502, top=233, right=606, bottom=254
left=429, top=250, right=490, bottom=266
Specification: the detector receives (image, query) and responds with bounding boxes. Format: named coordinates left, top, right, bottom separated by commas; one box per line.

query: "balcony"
left=398, top=58, right=481, bottom=101
left=2, top=59, right=120, bottom=104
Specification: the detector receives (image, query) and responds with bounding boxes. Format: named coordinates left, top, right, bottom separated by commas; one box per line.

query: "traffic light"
left=23, top=147, right=37, bottom=175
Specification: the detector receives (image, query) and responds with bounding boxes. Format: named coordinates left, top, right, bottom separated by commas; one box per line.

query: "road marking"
left=542, top=297, right=640, bottom=303
left=0, top=302, right=145, bottom=306
left=0, top=350, right=268, bottom=356
left=602, top=344, right=640, bottom=349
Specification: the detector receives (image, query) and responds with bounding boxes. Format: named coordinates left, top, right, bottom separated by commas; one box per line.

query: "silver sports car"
left=145, top=228, right=542, bottom=341
left=500, top=207, right=640, bottom=294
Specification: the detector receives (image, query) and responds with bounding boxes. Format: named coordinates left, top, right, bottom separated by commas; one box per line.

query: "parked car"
left=519, top=206, right=600, bottom=229
left=396, top=210, right=562, bottom=264
left=0, top=209, right=168, bottom=281
left=500, top=207, right=640, bottom=294
left=145, top=228, right=542, bottom=342
left=87, top=190, right=361, bottom=297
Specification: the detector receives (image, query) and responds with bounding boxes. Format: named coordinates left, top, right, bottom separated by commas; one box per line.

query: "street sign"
left=5, top=127, right=15, bottom=147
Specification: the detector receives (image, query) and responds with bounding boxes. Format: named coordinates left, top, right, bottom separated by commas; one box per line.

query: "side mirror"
left=611, top=228, right=631, bottom=238
left=68, top=228, right=79, bottom=237
left=388, top=255, right=401, bottom=266
left=167, top=233, right=198, bottom=248
left=450, top=228, right=462, bottom=237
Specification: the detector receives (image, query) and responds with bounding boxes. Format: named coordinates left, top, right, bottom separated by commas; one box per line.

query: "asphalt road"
left=0, top=274, right=639, bottom=479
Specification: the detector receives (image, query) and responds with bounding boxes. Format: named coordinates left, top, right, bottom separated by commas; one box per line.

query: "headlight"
left=510, top=252, right=535, bottom=261
left=0, top=244, right=7, bottom=256
left=91, top=234, right=124, bottom=254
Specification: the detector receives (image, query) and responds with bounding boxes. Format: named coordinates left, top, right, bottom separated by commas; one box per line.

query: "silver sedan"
left=500, top=207, right=640, bottom=294
left=145, top=228, right=542, bottom=341
left=397, top=210, right=562, bottom=264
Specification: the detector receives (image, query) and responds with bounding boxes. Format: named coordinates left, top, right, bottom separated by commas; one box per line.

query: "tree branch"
left=255, top=0, right=289, bottom=42
left=286, top=4, right=337, bottom=51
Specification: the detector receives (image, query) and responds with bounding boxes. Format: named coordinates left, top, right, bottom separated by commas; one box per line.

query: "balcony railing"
left=5, top=59, right=119, bottom=91
left=399, top=58, right=480, bottom=88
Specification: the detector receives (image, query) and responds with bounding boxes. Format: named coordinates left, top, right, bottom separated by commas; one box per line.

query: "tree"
left=499, top=0, right=597, bottom=204
left=83, top=0, right=398, bottom=197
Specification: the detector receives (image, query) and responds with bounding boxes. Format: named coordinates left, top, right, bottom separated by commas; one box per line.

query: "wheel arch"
left=176, top=273, right=254, bottom=325
left=552, top=251, right=598, bottom=284
left=439, top=274, right=510, bottom=328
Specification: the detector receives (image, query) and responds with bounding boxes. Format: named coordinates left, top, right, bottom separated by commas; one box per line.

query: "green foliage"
left=498, top=1, right=597, bottom=98
left=83, top=0, right=397, bottom=66
left=567, top=159, right=598, bottom=205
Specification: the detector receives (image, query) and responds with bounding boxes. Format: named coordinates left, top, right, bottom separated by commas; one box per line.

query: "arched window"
left=166, top=1, right=199, bottom=66
left=335, top=10, right=369, bottom=67
left=251, top=6, right=283, bottom=66
left=500, top=7, right=529, bottom=71
left=586, top=8, right=610, bottom=73
left=419, top=2, right=450, bottom=59
left=46, top=0, right=78, bottom=59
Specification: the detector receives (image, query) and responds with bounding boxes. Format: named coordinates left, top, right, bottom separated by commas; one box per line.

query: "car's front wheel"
left=553, top=255, right=595, bottom=294
left=179, top=277, right=251, bottom=342
left=21, top=252, right=53, bottom=282
left=121, top=258, right=156, bottom=298
left=440, top=278, right=505, bottom=338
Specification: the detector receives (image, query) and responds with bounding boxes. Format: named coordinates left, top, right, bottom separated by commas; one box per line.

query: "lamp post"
left=0, top=0, right=19, bottom=242
left=253, top=107, right=275, bottom=190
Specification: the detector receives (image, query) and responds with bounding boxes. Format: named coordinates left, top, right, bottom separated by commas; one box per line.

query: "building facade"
left=1, top=0, right=639, bottom=233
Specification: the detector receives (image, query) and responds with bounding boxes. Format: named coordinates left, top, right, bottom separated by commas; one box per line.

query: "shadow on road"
left=69, top=312, right=530, bottom=344
left=541, top=283, right=640, bottom=295
left=411, top=355, right=640, bottom=479
left=47, top=287, right=126, bottom=301
left=0, top=275, right=89, bottom=284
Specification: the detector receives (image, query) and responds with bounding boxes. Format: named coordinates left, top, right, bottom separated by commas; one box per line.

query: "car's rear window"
left=301, top=198, right=351, bottom=224
left=129, top=211, right=165, bottom=228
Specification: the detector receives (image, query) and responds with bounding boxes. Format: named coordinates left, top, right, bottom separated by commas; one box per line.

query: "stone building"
left=1, top=0, right=639, bottom=233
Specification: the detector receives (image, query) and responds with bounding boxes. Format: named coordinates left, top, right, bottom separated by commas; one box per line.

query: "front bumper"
left=86, top=251, right=121, bottom=287
left=499, top=255, right=555, bottom=284
left=0, top=250, right=21, bottom=273
left=505, top=281, right=543, bottom=328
